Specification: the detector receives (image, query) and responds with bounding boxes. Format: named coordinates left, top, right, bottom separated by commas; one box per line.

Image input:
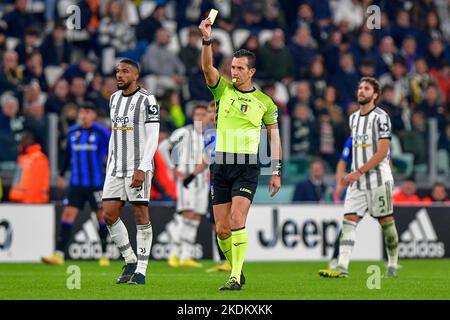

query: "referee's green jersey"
left=208, top=76, right=278, bottom=155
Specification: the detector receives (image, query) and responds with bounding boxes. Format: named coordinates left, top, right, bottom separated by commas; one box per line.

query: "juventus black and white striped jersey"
left=107, top=87, right=160, bottom=177
left=349, top=106, right=393, bottom=190
left=159, top=124, right=209, bottom=187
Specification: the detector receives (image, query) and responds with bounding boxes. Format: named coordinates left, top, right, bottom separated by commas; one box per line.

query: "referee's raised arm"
left=199, top=18, right=220, bottom=87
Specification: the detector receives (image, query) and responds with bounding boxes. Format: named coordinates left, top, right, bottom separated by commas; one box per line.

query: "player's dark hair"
left=233, top=49, right=256, bottom=69
left=359, top=76, right=381, bottom=102
left=119, top=58, right=140, bottom=74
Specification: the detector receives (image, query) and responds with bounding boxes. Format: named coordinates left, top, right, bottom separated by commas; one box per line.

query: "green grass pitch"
left=0, top=260, right=449, bottom=300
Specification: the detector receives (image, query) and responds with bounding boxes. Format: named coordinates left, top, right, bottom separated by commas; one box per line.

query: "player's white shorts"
left=176, top=179, right=209, bottom=215
left=344, top=180, right=394, bottom=218
left=102, top=172, right=152, bottom=205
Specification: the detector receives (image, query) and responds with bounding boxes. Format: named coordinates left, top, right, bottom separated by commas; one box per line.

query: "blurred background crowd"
left=0, top=0, right=449, bottom=204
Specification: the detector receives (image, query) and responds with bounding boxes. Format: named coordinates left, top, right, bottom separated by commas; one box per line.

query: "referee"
left=199, top=17, right=282, bottom=291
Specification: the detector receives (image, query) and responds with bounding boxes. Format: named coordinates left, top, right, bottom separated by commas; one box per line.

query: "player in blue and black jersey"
left=42, top=102, right=111, bottom=266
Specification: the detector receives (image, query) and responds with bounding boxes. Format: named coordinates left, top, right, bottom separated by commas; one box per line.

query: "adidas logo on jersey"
left=398, top=208, right=445, bottom=258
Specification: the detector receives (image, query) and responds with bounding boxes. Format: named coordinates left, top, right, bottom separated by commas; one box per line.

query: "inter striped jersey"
left=349, top=106, right=393, bottom=190
left=61, top=122, right=110, bottom=188
left=107, top=87, right=160, bottom=177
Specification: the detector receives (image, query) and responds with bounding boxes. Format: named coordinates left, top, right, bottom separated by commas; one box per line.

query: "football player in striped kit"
left=159, top=104, right=211, bottom=268
left=102, top=59, right=160, bottom=285
left=319, top=77, right=399, bottom=279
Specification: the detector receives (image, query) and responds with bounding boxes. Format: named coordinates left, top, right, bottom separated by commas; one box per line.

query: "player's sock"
left=230, top=228, right=248, bottom=283
left=217, top=235, right=232, bottom=265
left=55, top=221, right=73, bottom=257
left=179, top=217, right=200, bottom=261
left=107, top=218, right=137, bottom=264
left=337, top=220, right=357, bottom=270
left=136, top=223, right=153, bottom=276
left=168, top=214, right=183, bottom=257
left=331, top=229, right=342, bottom=259
left=215, top=232, right=227, bottom=261
left=382, top=220, right=399, bottom=268
left=98, top=222, right=109, bottom=257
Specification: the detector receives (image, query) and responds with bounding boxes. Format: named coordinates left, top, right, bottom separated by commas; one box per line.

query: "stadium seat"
left=162, top=21, right=180, bottom=54
left=232, top=29, right=250, bottom=49
left=288, top=81, right=299, bottom=97
left=44, top=66, right=64, bottom=87
left=28, top=0, right=44, bottom=14
left=139, top=1, right=156, bottom=19
left=211, top=29, right=233, bottom=56
left=178, top=27, right=201, bottom=48
left=126, top=2, right=140, bottom=25
left=437, top=149, right=450, bottom=175
left=390, top=134, right=414, bottom=176
left=258, top=29, right=274, bottom=46
left=274, top=82, right=289, bottom=106
left=6, top=37, right=19, bottom=50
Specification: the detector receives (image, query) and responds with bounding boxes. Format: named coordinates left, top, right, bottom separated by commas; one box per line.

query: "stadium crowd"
left=0, top=0, right=449, bottom=202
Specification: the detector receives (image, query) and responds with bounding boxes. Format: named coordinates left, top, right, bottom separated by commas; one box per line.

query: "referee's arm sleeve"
left=138, top=122, right=160, bottom=173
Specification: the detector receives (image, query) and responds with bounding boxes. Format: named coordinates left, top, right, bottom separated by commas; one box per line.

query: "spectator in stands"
left=429, top=62, right=449, bottom=106
left=287, top=80, right=314, bottom=115
left=425, top=39, right=449, bottom=70
left=22, top=79, right=45, bottom=110
left=314, top=85, right=340, bottom=114
left=400, top=36, right=418, bottom=73
left=15, top=27, right=40, bottom=65
left=332, top=0, right=364, bottom=31
left=292, top=158, right=328, bottom=202
left=98, top=0, right=136, bottom=55
left=40, top=21, right=71, bottom=68
left=417, top=84, right=446, bottom=132
left=289, top=2, right=314, bottom=36
left=379, top=85, right=406, bottom=134
left=0, top=26, right=6, bottom=62
left=402, top=111, right=428, bottom=168
left=179, top=27, right=201, bottom=75
left=3, top=0, right=36, bottom=40
left=136, top=4, right=165, bottom=45
left=8, top=130, right=49, bottom=204
left=45, top=78, right=70, bottom=115
left=211, top=38, right=224, bottom=69
left=307, top=56, right=327, bottom=101
left=323, top=30, right=345, bottom=74
left=23, top=50, right=48, bottom=92
left=379, top=56, right=409, bottom=107
left=375, top=36, right=398, bottom=77
left=0, top=50, right=23, bottom=95
left=261, top=81, right=287, bottom=116
left=290, top=103, right=316, bottom=157
left=408, top=57, right=436, bottom=106
left=259, top=29, right=295, bottom=84
left=351, top=31, right=376, bottom=67
left=188, top=57, right=212, bottom=102
left=23, top=100, right=48, bottom=152
left=438, top=124, right=450, bottom=167
left=391, top=10, right=417, bottom=49
left=358, top=57, right=376, bottom=79
left=141, top=28, right=185, bottom=82
left=88, top=74, right=116, bottom=118
left=422, top=182, right=450, bottom=204
left=240, top=33, right=263, bottom=72
left=0, top=93, right=23, bottom=161
left=288, top=25, right=318, bottom=79
left=316, top=109, right=336, bottom=168
left=62, top=56, right=97, bottom=83
left=392, top=177, right=422, bottom=204
left=418, top=10, right=444, bottom=48
left=330, top=52, right=358, bottom=107
left=68, top=76, right=87, bottom=107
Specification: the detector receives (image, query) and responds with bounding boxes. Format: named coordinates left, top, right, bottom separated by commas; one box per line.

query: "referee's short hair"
left=119, top=58, right=140, bottom=74
left=233, top=49, right=256, bottom=69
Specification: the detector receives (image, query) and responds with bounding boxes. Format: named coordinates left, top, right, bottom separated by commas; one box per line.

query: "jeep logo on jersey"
left=354, top=134, right=369, bottom=142
left=112, top=116, right=129, bottom=125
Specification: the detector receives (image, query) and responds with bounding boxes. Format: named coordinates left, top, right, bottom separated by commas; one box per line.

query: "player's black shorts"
left=65, top=186, right=103, bottom=210
left=211, top=160, right=260, bottom=205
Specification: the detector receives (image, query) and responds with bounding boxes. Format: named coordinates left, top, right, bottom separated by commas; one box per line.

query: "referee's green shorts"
left=211, top=152, right=260, bottom=205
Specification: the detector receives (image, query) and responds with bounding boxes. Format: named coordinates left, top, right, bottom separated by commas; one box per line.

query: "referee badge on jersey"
left=240, top=104, right=248, bottom=113
left=145, top=104, right=160, bottom=123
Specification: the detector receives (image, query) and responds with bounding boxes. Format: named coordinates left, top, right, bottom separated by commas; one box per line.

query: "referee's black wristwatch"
left=202, top=38, right=212, bottom=46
